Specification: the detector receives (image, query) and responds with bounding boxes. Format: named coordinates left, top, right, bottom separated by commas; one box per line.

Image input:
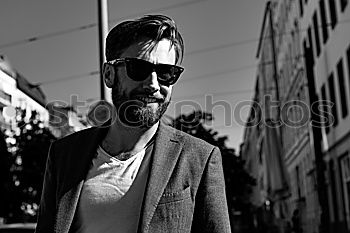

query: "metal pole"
left=98, top=0, right=109, bottom=100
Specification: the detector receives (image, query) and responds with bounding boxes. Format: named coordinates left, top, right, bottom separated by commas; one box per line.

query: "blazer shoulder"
left=50, top=126, right=105, bottom=158
left=162, top=124, right=217, bottom=153
left=53, top=127, right=93, bottom=145
left=48, top=126, right=105, bottom=169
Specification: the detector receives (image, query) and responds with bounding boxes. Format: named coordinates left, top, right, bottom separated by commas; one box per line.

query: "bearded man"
left=35, top=14, right=231, bottom=233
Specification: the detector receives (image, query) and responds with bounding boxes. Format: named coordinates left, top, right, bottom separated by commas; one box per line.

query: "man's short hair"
left=105, top=14, right=184, bottom=64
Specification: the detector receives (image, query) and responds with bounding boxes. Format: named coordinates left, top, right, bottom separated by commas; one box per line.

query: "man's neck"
left=102, top=118, right=159, bottom=158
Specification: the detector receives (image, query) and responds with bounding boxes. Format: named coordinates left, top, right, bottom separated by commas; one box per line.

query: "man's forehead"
left=120, top=39, right=176, bottom=63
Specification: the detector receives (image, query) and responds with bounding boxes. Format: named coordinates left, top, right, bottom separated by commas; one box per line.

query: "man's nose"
left=142, top=71, right=160, bottom=93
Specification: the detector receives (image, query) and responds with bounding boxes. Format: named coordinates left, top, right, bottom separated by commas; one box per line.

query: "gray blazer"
left=35, top=122, right=231, bottom=233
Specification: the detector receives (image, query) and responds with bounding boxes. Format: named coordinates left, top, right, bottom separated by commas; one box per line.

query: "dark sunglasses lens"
left=125, top=58, right=183, bottom=85
left=125, top=59, right=152, bottom=81
left=156, top=65, right=183, bottom=85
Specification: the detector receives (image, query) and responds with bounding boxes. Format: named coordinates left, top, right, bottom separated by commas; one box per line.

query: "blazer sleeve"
left=35, top=142, right=57, bottom=233
left=191, top=146, right=232, bottom=233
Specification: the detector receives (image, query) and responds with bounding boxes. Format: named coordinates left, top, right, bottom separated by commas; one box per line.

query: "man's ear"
left=103, top=63, right=115, bottom=88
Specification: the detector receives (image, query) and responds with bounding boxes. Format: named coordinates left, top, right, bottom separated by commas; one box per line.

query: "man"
left=35, top=14, right=231, bottom=233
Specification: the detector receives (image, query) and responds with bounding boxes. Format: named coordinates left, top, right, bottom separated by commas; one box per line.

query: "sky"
left=0, top=0, right=267, bottom=152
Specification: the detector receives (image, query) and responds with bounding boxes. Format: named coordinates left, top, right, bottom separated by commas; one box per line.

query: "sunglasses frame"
left=110, top=57, right=184, bottom=85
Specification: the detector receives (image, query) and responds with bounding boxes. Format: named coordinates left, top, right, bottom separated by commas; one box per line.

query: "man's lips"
left=133, top=95, right=164, bottom=103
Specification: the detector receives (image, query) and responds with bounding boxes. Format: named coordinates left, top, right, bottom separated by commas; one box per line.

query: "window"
left=296, top=166, right=302, bottom=199
left=313, top=12, right=321, bottom=57
left=299, top=0, right=304, bottom=16
left=329, top=160, right=339, bottom=222
left=340, top=0, right=348, bottom=12
left=307, top=26, right=315, bottom=60
left=347, top=46, right=350, bottom=94
left=321, top=84, right=330, bottom=133
left=329, top=0, right=338, bottom=29
left=319, top=0, right=329, bottom=43
left=259, top=149, right=263, bottom=165
left=294, top=20, right=302, bottom=58
left=328, top=72, right=339, bottom=127
left=336, top=58, right=348, bottom=118
left=339, top=153, right=350, bottom=230
left=0, top=90, right=11, bottom=102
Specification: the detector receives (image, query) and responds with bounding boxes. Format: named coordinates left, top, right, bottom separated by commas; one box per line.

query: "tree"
left=171, top=111, right=256, bottom=229
left=5, top=108, right=56, bottom=223
left=0, top=130, right=11, bottom=223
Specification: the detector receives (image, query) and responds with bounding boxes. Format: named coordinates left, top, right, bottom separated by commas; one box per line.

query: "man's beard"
left=111, top=84, right=170, bottom=128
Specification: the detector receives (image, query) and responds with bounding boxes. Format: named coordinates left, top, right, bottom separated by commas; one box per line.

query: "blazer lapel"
left=56, top=181, right=84, bottom=233
left=56, top=124, right=109, bottom=233
left=139, top=123, right=183, bottom=233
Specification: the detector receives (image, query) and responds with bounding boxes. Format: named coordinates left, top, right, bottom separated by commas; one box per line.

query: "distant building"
left=0, top=55, right=49, bottom=131
left=0, top=55, right=88, bottom=138
left=242, top=2, right=294, bottom=232
left=0, top=56, right=16, bottom=130
left=271, top=1, right=319, bottom=233
left=242, top=1, right=350, bottom=233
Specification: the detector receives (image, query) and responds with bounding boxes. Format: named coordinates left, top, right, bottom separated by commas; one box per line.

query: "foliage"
left=4, top=108, right=56, bottom=223
left=0, top=130, right=11, bottom=221
left=171, top=111, right=256, bottom=212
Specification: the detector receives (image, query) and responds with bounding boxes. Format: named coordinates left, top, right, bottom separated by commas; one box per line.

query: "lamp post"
left=97, top=0, right=109, bottom=101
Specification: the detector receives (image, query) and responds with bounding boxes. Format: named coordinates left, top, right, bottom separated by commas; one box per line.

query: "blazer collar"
left=139, top=122, right=184, bottom=233
left=56, top=122, right=109, bottom=233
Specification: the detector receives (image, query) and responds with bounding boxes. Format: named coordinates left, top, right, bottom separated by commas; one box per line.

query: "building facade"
left=242, top=2, right=298, bottom=232
left=0, top=55, right=88, bottom=139
left=299, top=0, right=350, bottom=232
left=0, top=56, right=49, bottom=132
left=242, top=0, right=350, bottom=232
left=0, top=57, right=17, bottom=130
left=273, top=1, right=320, bottom=233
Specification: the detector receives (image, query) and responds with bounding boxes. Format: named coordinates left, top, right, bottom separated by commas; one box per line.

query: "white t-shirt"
left=78, top=144, right=153, bottom=233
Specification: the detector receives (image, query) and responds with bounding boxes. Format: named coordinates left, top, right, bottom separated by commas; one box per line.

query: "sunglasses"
left=110, top=57, right=184, bottom=85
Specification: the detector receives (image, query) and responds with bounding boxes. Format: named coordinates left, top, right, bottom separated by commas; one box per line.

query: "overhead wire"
left=172, top=83, right=289, bottom=100
left=178, top=65, right=258, bottom=83
left=24, top=15, right=350, bottom=86
left=109, top=0, right=208, bottom=24
left=35, top=71, right=99, bottom=86
left=71, top=81, right=303, bottom=112
left=0, top=0, right=206, bottom=50
left=172, top=89, right=254, bottom=101
left=178, top=54, right=303, bottom=84
left=1, top=7, right=349, bottom=54
left=186, top=18, right=350, bottom=56
left=71, top=88, right=255, bottom=105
